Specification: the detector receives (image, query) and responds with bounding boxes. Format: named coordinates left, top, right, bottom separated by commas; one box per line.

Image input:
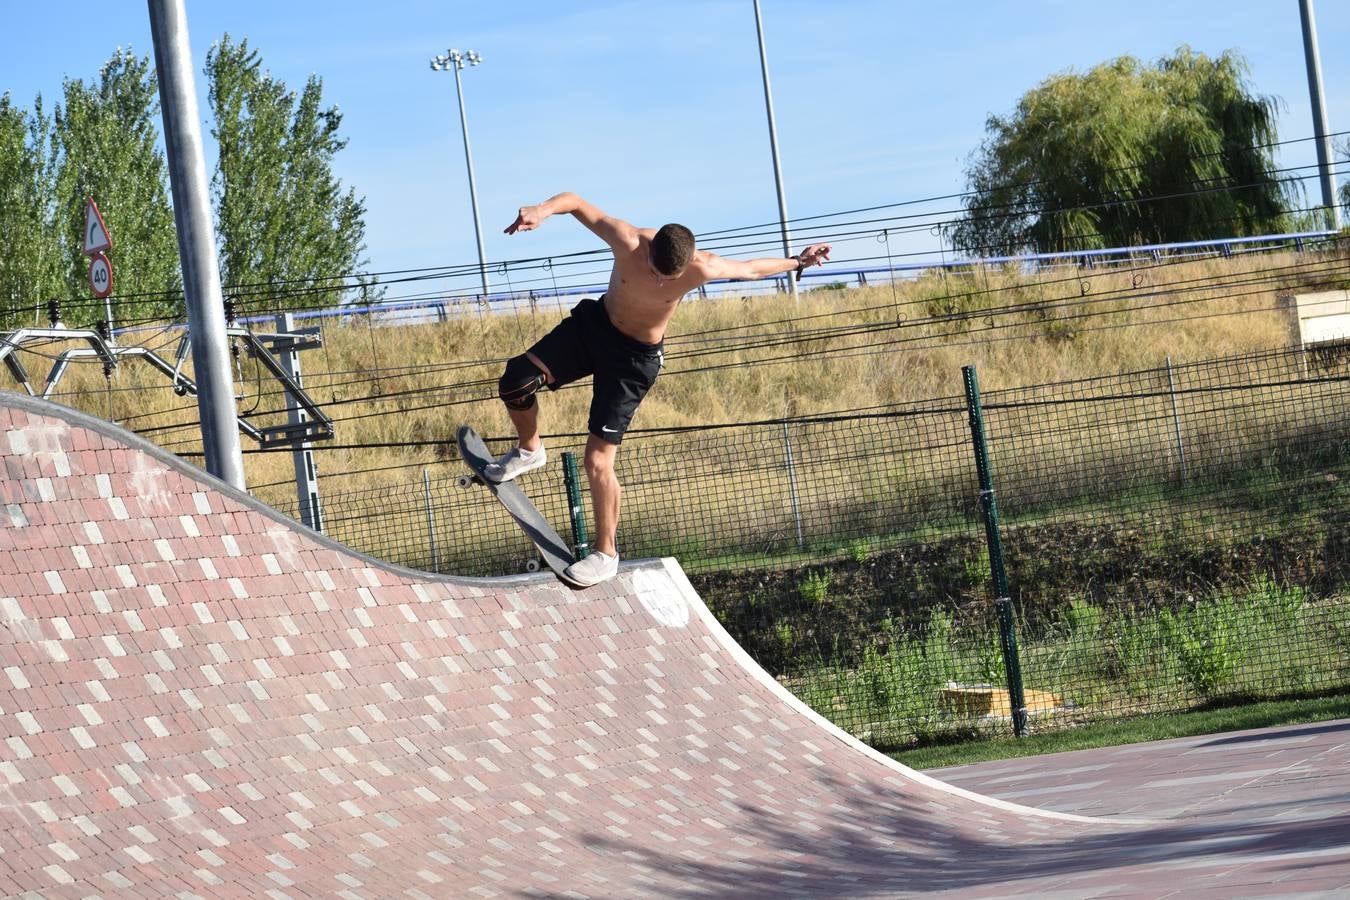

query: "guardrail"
left=112, top=229, right=1338, bottom=336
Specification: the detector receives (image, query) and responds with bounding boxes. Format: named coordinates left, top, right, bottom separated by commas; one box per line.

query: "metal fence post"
left=277, top=312, right=324, bottom=532
left=563, top=451, right=590, bottom=559
left=782, top=420, right=805, bottom=549
left=423, top=468, right=439, bottom=572
left=1165, top=356, right=1189, bottom=482
left=962, top=364, right=1028, bottom=737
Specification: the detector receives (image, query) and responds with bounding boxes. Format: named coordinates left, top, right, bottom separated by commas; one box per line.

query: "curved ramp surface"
left=1, top=391, right=1340, bottom=898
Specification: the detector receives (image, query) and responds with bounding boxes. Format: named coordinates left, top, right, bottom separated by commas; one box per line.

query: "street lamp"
left=752, top=0, right=798, bottom=301
left=430, top=48, right=491, bottom=299
left=1299, top=0, right=1340, bottom=230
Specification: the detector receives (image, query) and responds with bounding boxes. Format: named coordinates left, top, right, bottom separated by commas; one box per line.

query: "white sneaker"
left=564, top=550, right=618, bottom=587
left=484, top=445, right=547, bottom=483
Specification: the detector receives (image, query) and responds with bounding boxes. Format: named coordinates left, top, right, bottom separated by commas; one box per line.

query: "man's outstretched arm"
left=504, top=192, right=636, bottom=251
left=698, top=243, right=832, bottom=282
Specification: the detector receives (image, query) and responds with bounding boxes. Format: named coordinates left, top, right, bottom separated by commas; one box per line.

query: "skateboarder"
left=489, top=191, right=831, bottom=586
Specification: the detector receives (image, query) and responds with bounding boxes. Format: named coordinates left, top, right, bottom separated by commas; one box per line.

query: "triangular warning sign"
left=83, top=198, right=112, bottom=256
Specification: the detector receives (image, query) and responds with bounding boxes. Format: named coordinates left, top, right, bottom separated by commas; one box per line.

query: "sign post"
left=83, top=198, right=112, bottom=256
left=88, top=252, right=114, bottom=300
left=83, top=198, right=115, bottom=335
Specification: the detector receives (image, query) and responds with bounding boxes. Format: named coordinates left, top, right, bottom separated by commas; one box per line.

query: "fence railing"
left=137, top=229, right=1331, bottom=333
left=262, top=342, right=1350, bottom=748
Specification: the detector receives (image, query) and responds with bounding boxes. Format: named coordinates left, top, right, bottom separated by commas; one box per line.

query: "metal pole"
left=1165, top=356, right=1188, bottom=483
left=446, top=51, right=491, bottom=299
left=278, top=313, right=323, bottom=531
left=423, top=468, right=440, bottom=572
left=147, top=0, right=245, bottom=489
left=1300, top=0, right=1341, bottom=230
left=102, top=282, right=115, bottom=342
left=562, top=451, right=590, bottom=560
left=752, top=0, right=798, bottom=300
left=962, top=365, right=1028, bottom=738
left=782, top=420, right=805, bottom=549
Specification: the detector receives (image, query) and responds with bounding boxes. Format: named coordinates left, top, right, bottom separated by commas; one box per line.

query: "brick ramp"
left=1, top=390, right=1342, bottom=898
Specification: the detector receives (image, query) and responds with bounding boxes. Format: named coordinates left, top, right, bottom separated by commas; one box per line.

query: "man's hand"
left=505, top=205, right=548, bottom=235
left=796, top=243, right=832, bottom=270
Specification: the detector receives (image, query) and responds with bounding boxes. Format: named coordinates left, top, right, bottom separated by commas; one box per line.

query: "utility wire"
left=141, top=252, right=1348, bottom=448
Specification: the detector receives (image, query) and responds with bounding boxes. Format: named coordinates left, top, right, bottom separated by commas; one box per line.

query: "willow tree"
left=1339, top=137, right=1350, bottom=222
left=206, top=35, right=369, bottom=312
left=951, top=47, right=1298, bottom=256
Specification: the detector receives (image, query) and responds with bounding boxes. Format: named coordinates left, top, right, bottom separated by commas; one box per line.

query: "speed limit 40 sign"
left=88, top=252, right=114, bottom=299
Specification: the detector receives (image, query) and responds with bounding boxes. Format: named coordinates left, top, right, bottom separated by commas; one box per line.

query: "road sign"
left=88, top=252, right=114, bottom=299
left=83, top=198, right=112, bottom=256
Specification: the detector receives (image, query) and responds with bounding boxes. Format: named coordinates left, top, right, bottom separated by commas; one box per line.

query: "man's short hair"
left=651, top=223, right=695, bottom=275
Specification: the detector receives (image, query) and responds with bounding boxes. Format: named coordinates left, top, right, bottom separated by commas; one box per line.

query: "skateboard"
left=455, top=425, right=587, bottom=589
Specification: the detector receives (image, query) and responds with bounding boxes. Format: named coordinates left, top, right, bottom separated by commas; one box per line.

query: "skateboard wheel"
left=524, top=559, right=541, bottom=573
left=456, top=474, right=475, bottom=489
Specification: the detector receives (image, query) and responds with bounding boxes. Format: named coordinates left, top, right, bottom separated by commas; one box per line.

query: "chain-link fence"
left=263, top=343, right=1350, bottom=749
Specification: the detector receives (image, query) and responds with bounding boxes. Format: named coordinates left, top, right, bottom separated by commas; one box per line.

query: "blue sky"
left=4, top=1, right=1348, bottom=291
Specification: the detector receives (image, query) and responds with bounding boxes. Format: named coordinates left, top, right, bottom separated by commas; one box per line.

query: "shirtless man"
left=489, top=191, right=831, bottom=586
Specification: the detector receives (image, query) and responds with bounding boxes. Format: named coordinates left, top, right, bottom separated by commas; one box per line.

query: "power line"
left=141, top=251, right=1347, bottom=449
left=8, top=135, right=1332, bottom=322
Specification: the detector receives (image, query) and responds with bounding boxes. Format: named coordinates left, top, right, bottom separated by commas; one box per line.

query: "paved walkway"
left=931, top=720, right=1350, bottom=895
left=931, top=719, right=1350, bottom=821
left=1, top=390, right=1347, bottom=897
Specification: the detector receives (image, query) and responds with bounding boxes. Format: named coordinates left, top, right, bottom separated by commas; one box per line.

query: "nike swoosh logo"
left=601, top=426, right=618, bottom=433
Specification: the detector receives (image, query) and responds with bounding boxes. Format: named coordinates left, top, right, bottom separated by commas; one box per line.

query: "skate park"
left=2, top=390, right=1348, bottom=896
left=5, top=1, right=1350, bottom=895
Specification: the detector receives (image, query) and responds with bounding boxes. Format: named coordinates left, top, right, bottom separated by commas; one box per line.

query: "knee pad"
left=498, top=354, right=546, bottom=411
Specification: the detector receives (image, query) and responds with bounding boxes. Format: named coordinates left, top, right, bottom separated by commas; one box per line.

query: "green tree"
left=53, top=48, right=181, bottom=325
left=952, top=47, right=1298, bottom=256
left=206, top=34, right=369, bottom=312
left=0, top=93, right=62, bottom=330
left=1338, top=137, right=1350, bottom=222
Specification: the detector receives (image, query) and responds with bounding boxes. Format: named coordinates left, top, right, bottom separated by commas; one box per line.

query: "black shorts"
left=527, top=296, right=664, bottom=444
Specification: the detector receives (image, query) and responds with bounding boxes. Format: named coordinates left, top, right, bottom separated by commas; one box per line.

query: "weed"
left=1162, top=598, right=1243, bottom=699
left=797, top=570, right=832, bottom=606
left=924, top=609, right=958, bottom=686
left=1058, top=598, right=1108, bottom=680
left=1247, top=575, right=1305, bottom=633
left=1105, top=608, right=1164, bottom=697
left=1064, top=598, right=1105, bottom=637
left=859, top=644, right=895, bottom=712
left=979, top=636, right=1005, bottom=686
left=1333, top=619, right=1350, bottom=661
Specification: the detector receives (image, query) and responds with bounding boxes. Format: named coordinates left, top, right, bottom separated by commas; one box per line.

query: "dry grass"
left=26, top=247, right=1345, bottom=510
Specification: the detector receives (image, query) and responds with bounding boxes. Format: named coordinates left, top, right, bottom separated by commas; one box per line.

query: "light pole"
left=1299, top=0, right=1340, bottom=230
left=148, top=0, right=245, bottom=489
left=752, top=0, right=798, bottom=300
left=430, top=48, right=491, bottom=299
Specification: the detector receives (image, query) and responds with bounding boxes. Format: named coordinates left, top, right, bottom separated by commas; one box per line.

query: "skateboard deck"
left=455, top=425, right=586, bottom=590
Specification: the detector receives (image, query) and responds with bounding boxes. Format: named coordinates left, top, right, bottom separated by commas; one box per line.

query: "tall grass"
left=27, top=248, right=1337, bottom=508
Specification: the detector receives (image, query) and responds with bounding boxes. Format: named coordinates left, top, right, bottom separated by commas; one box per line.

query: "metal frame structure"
left=0, top=322, right=332, bottom=448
